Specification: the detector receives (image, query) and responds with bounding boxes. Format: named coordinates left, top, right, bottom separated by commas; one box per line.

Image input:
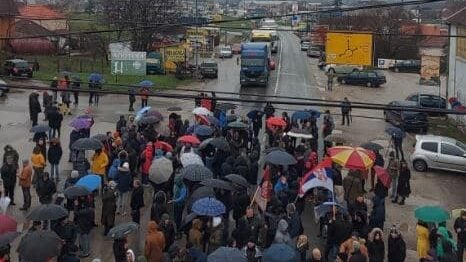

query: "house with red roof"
left=0, top=0, right=19, bottom=50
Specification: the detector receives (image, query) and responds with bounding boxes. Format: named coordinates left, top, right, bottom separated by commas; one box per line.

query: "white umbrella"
left=149, top=157, right=174, bottom=184
left=193, top=107, right=212, bottom=116
left=286, top=131, right=313, bottom=139
left=181, top=152, right=204, bottom=167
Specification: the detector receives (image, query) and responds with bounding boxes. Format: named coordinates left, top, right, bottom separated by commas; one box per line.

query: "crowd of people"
left=0, top=89, right=464, bottom=262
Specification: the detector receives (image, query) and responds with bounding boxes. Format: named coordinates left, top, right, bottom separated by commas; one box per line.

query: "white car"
left=324, top=64, right=363, bottom=75
left=219, top=46, right=233, bottom=58
left=411, top=135, right=466, bottom=173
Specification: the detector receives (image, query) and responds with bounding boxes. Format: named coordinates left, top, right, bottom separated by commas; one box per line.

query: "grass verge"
left=429, top=117, right=466, bottom=143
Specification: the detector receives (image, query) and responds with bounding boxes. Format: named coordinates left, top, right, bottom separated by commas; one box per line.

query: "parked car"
left=337, top=70, right=386, bottom=87
left=307, top=46, right=321, bottom=57
left=0, top=79, right=9, bottom=97
left=406, top=93, right=447, bottom=115
left=200, top=60, right=218, bottom=78
left=232, top=43, right=242, bottom=54
left=384, top=100, right=429, bottom=133
left=300, top=41, right=310, bottom=51
left=389, top=60, right=421, bottom=73
left=325, top=64, right=362, bottom=75
left=3, top=59, right=33, bottom=78
left=411, top=135, right=466, bottom=173
left=219, top=45, right=233, bottom=58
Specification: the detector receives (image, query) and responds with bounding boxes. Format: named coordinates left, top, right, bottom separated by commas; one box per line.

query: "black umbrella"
left=200, top=178, right=234, bottom=191
left=30, top=124, right=50, bottom=133
left=27, top=204, right=68, bottom=221
left=181, top=164, right=213, bottom=182
left=265, top=150, right=297, bottom=166
left=0, top=231, right=20, bottom=246
left=63, top=185, right=90, bottom=198
left=107, top=222, right=139, bottom=239
left=17, top=231, right=62, bottom=262
left=225, top=174, right=249, bottom=188
left=190, top=186, right=215, bottom=201
left=138, top=115, right=161, bottom=125
left=91, top=133, right=108, bottom=142
left=167, top=106, right=183, bottom=112
left=210, top=137, right=230, bottom=151
left=71, top=138, right=103, bottom=151
left=208, top=247, right=247, bottom=262
left=217, top=103, right=237, bottom=111
left=264, top=147, right=286, bottom=154
left=360, top=142, right=384, bottom=151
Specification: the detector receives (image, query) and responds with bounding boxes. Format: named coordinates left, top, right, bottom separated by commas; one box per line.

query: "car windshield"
left=456, top=141, right=466, bottom=151
left=15, top=62, right=29, bottom=68
left=241, top=59, right=264, bottom=66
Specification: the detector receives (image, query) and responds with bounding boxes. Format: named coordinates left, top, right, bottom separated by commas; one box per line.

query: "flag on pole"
left=299, top=167, right=334, bottom=197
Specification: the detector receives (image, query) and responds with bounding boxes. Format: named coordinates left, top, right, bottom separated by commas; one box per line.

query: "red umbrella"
left=373, top=165, right=392, bottom=188
left=178, top=135, right=201, bottom=145
left=154, top=141, right=173, bottom=152
left=314, top=157, right=333, bottom=170
left=0, top=215, right=17, bottom=234
left=266, top=117, right=287, bottom=128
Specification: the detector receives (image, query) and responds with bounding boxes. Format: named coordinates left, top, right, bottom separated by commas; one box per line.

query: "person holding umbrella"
left=91, top=148, right=109, bottom=191
left=172, top=175, right=187, bottom=238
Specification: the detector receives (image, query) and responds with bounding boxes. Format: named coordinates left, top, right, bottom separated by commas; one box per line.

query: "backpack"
left=108, top=159, right=120, bottom=179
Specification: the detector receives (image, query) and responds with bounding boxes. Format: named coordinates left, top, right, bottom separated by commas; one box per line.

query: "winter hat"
left=126, top=249, right=135, bottom=262
left=212, top=216, right=222, bottom=227
left=70, top=170, right=79, bottom=179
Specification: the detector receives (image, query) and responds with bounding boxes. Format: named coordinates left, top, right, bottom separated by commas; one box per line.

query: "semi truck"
left=240, top=42, right=272, bottom=87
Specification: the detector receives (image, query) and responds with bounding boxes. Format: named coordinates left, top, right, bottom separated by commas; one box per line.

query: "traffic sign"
left=111, top=51, right=147, bottom=76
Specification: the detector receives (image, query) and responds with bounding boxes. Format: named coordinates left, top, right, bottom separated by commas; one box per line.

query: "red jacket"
left=141, top=143, right=153, bottom=174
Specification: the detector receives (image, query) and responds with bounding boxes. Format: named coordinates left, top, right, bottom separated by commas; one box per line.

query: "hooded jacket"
left=144, top=221, right=166, bottom=262
left=367, top=228, right=385, bottom=262
left=387, top=234, right=406, bottom=262
left=274, top=219, right=291, bottom=245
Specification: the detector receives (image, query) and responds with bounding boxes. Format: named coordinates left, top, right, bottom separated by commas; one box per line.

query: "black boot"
left=392, top=197, right=398, bottom=203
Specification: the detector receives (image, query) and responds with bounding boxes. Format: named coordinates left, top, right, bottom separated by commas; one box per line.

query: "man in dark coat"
left=130, top=180, right=144, bottom=224
left=341, top=97, right=351, bottom=126
left=387, top=226, right=406, bottom=262
left=454, top=210, right=466, bottom=261
left=368, top=196, right=385, bottom=231
left=47, top=106, right=63, bottom=138
left=1, top=156, right=17, bottom=205
left=29, top=91, right=42, bottom=126
left=36, top=172, right=56, bottom=204
left=74, top=202, right=95, bottom=258
left=102, top=181, right=117, bottom=235
left=3, top=145, right=19, bottom=169
left=394, top=161, right=411, bottom=205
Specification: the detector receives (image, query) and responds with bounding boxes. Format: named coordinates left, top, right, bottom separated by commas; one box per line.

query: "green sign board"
left=111, top=51, right=146, bottom=76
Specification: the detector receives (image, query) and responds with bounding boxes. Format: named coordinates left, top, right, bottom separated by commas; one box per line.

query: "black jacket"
left=130, top=186, right=144, bottom=210
left=48, top=109, right=63, bottom=128
left=29, top=93, right=42, bottom=115
left=37, top=178, right=56, bottom=204
left=454, top=217, right=466, bottom=243
left=367, top=239, right=385, bottom=262
left=1, top=163, right=17, bottom=187
left=48, top=144, right=63, bottom=164
left=113, top=238, right=127, bottom=262
left=387, top=236, right=406, bottom=262
left=74, top=206, right=95, bottom=234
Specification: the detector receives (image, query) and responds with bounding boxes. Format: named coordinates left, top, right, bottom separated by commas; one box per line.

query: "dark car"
left=389, top=60, right=421, bottom=73
left=200, top=60, right=218, bottom=78
left=3, top=59, right=33, bottom=78
left=384, top=100, right=429, bottom=133
left=406, top=93, right=447, bottom=115
left=0, top=79, right=9, bottom=97
left=337, top=70, right=386, bottom=87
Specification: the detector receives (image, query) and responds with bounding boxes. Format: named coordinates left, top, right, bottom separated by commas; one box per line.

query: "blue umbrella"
left=385, top=126, right=406, bottom=138
left=194, top=125, right=213, bottom=137
left=136, top=106, right=151, bottom=121
left=263, top=244, right=298, bottom=262
left=192, top=197, right=226, bottom=217
left=247, top=109, right=263, bottom=119
left=76, top=174, right=102, bottom=191
left=88, top=73, right=103, bottom=83
left=292, top=111, right=312, bottom=121
left=139, top=80, right=154, bottom=88
left=315, top=202, right=348, bottom=219
left=305, top=108, right=321, bottom=118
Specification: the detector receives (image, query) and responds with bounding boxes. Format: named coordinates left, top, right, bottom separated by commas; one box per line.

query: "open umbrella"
left=167, top=106, right=183, bottom=112
left=207, top=247, right=246, bottom=262
left=265, top=150, right=297, bottom=166
left=373, top=166, right=392, bottom=188
left=0, top=215, right=17, bottom=234
left=192, top=197, right=226, bottom=217
left=138, top=115, right=161, bottom=125
left=208, top=137, right=230, bottom=151
left=227, top=121, right=249, bottom=129
left=136, top=106, right=151, bottom=120
left=305, top=108, right=321, bottom=118
left=324, top=133, right=346, bottom=144
left=71, top=138, right=103, bottom=151
left=91, top=133, right=108, bottom=142
left=18, top=231, right=62, bottom=262
left=154, top=141, right=173, bottom=152
left=264, top=147, right=286, bottom=154
left=292, top=111, right=312, bottom=121
left=149, top=157, right=173, bottom=184
left=200, top=178, right=234, bottom=191
left=181, top=164, right=213, bottom=182
left=27, top=204, right=68, bottom=221
left=266, top=117, right=287, bottom=128
left=226, top=115, right=238, bottom=122
left=385, top=126, right=406, bottom=138
left=415, top=206, right=450, bottom=223
left=360, top=142, right=384, bottom=151
left=180, top=152, right=204, bottom=167
left=247, top=109, right=263, bottom=119
left=69, top=117, right=92, bottom=130
left=146, top=109, right=163, bottom=121
left=263, top=244, right=298, bottom=262
left=76, top=174, right=102, bottom=191
left=328, top=146, right=376, bottom=170
left=89, top=73, right=103, bottom=83
left=139, top=80, right=154, bottom=87
left=30, top=124, right=50, bottom=133
left=286, top=129, right=313, bottom=139
left=108, top=222, right=139, bottom=239
left=194, top=125, right=214, bottom=136
left=0, top=231, right=20, bottom=247
left=63, top=185, right=90, bottom=198
left=225, top=174, right=249, bottom=188
left=178, top=135, right=201, bottom=145
left=199, top=138, right=214, bottom=150
left=193, top=107, right=212, bottom=116
left=190, top=186, right=215, bottom=201
left=315, top=202, right=348, bottom=219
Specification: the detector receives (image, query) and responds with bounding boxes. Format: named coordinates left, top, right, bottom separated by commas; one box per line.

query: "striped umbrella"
left=328, top=146, right=375, bottom=170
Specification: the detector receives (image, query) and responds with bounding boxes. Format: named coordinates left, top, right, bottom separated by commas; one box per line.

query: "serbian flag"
left=255, top=180, right=272, bottom=211
left=299, top=167, right=334, bottom=197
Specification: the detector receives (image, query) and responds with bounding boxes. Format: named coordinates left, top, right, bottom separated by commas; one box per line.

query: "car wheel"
left=341, top=79, right=346, bottom=84
left=366, top=82, right=372, bottom=87
left=413, top=159, right=428, bottom=172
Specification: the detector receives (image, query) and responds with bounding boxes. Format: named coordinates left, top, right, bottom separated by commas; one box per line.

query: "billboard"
left=325, top=32, right=373, bottom=66
left=111, top=51, right=146, bottom=76
left=164, top=47, right=186, bottom=63
left=420, top=55, right=440, bottom=85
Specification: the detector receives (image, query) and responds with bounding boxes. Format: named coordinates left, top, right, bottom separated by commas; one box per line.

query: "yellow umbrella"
left=328, top=146, right=376, bottom=170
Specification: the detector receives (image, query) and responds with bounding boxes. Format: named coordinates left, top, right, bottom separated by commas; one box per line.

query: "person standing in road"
left=144, top=220, right=166, bottom=262
left=115, top=162, right=131, bottom=215
left=31, top=146, right=46, bottom=186
left=140, top=87, right=150, bottom=108
left=128, top=86, right=136, bottom=112
left=74, top=200, right=95, bottom=258
left=394, top=161, right=410, bottom=205
left=101, top=181, right=117, bottom=236
left=387, top=226, right=406, bottom=262
left=29, top=91, right=42, bottom=127
left=36, top=172, right=56, bottom=205
left=1, top=155, right=17, bottom=205
left=3, top=145, right=19, bottom=169
left=264, top=102, right=275, bottom=119
left=130, top=179, right=144, bottom=224
left=47, top=105, right=63, bottom=138
left=391, top=131, right=405, bottom=161
left=47, top=138, right=63, bottom=182
left=71, top=76, right=81, bottom=107
left=454, top=210, right=466, bottom=261
left=327, top=71, right=334, bottom=91
left=387, top=151, right=400, bottom=200
left=91, top=148, right=109, bottom=190
left=341, top=97, right=352, bottom=126
left=18, top=159, right=32, bottom=210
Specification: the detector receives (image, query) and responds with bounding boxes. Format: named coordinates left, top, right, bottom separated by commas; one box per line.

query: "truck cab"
left=240, top=43, right=271, bottom=87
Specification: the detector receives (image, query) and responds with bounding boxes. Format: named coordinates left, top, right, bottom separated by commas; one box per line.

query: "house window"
left=457, top=27, right=466, bottom=60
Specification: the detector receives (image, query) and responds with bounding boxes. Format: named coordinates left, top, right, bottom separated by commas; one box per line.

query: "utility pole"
left=195, top=0, right=199, bottom=78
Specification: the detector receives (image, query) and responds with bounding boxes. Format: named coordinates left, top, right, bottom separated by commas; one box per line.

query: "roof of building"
left=0, top=0, right=19, bottom=16
left=19, top=4, right=66, bottom=20
left=14, top=19, right=51, bottom=37
left=419, top=37, right=447, bottom=48
left=446, top=7, right=466, bottom=27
